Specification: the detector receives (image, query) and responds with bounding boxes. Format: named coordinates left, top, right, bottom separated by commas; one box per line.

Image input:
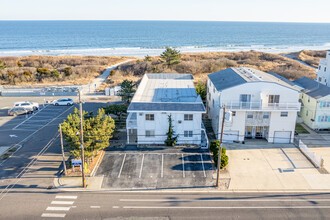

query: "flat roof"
left=128, top=73, right=205, bottom=112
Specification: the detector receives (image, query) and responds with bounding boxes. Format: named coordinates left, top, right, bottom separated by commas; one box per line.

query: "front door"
left=128, top=129, right=137, bottom=144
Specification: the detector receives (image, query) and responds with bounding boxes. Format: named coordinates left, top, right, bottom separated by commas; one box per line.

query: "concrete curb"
left=53, top=176, right=330, bottom=194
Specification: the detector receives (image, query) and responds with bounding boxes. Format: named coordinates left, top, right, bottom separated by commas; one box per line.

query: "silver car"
left=8, top=107, right=31, bottom=116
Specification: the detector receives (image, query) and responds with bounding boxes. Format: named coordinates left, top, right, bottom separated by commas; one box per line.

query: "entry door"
left=128, top=129, right=137, bottom=144
left=255, top=126, right=263, bottom=139
left=245, top=126, right=253, bottom=138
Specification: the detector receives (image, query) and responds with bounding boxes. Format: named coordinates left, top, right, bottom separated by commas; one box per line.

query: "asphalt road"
left=2, top=190, right=330, bottom=219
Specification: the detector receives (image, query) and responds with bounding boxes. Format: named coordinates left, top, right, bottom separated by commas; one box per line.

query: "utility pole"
left=59, top=124, right=67, bottom=176
left=216, top=105, right=226, bottom=188
left=79, top=90, right=86, bottom=188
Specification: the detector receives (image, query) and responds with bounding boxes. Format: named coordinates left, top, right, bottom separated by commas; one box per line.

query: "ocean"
left=0, top=20, right=330, bottom=57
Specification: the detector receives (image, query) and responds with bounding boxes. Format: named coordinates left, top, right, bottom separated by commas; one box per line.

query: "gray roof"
left=128, top=73, right=205, bottom=112
left=268, top=72, right=297, bottom=86
left=208, top=68, right=247, bottom=91
left=208, top=67, right=295, bottom=91
left=293, top=77, right=330, bottom=99
left=128, top=102, right=206, bottom=112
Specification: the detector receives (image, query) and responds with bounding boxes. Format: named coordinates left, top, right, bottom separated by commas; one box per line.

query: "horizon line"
left=1, top=19, right=330, bottom=24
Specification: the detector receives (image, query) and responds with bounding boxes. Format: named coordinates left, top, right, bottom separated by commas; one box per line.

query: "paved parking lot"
left=97, top=150, right=215, bottom=189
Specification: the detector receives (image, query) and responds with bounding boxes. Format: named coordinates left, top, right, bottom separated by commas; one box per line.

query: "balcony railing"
left=126, top=112, right=137, bottom=128
left=224, top=101, right=301, bottom=111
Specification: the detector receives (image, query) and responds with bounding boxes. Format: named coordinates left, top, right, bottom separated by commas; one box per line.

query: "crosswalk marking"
left=51, top=201, right=74, bottom=205
left=55, top=195, right=77, bottom=199
left=46, top=207, right=71, bottom=211
left=41, top=213, right=66, bottom=218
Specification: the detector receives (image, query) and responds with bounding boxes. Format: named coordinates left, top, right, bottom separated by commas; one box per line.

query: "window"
left=319, top=77, right=322, bottom=82
left=184, top=114, right=193, bottom=121
left=247, top=112, right=253, bottom=119
left=232, top=111, right=236, bottom=116
left=319, top=66, right=321, bottom=70
left=240, top=94, right=251, bottom=108
left=268, top=95, right=280, bottom=104
left=325, top=67, right=327, bottom=72
left=263, top=112, right=270, bottom=119
left=308, top=97, right=310, bottom=103
left=212, top=99, right=214, bottom=107
left=320, top=116, right=328, bottom=122
left=145, top=130, right=155, bottom=137
left=281, top=112, right=288, bottom=117
left=306, top=110, right=308, bottom=116
left=145, top=114, right=154, bottom=121
left=184, top=130, right=193, bottom=138
left=208, top=93, right=211, bottom=100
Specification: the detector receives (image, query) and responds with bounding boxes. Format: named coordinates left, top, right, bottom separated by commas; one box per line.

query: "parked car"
left=8, top=107, right=32, bottom=116
left=14, top=101, right=39, bottom=111
left=53, top=98, right=74, bottom=106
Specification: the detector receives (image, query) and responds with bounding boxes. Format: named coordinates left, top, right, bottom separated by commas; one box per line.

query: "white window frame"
left=145, top=130, right=155, bottom=137
left=145, top=114, right=154, bottom=121
left=184, top=114, right=193, bottom=121
left=280, top=112, right=288, bottom=117
left=184, top=130, right=193, bottom=138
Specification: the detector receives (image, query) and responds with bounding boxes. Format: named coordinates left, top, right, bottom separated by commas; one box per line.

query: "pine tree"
left=60, top=108, right=115, bottom=161
left=164, top=115, right=178, bottom=146
left=160, top=47, right=181, bottom=66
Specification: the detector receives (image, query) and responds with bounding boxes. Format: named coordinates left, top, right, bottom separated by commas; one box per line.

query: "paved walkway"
left=81, top=59, right=134, bottom=94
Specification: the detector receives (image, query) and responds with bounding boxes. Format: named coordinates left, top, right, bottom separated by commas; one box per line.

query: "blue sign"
left=72, top=159, right=82, bottom=166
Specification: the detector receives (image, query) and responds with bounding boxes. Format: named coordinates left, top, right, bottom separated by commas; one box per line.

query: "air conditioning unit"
left=178, top=120, right=182, bottom=124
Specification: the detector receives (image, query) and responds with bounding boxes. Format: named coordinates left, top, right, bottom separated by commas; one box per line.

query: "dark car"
left=8, top=107, right=31, bottom=116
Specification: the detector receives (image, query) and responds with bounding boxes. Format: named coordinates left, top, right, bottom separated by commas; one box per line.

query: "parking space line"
left=182, top=153, right=185, bottom=178
left=118, top=154, right=126, bottom=178
left=12, top=105, right=50, bottom=130
left=200, top=154, right=206, bottom=177
left=161, top=154, right=164, bottom=178
left=139, top=154, right=144, bottom=179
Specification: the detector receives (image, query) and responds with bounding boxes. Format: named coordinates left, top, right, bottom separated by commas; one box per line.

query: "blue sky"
left=1, top=0, right=330, bottom=23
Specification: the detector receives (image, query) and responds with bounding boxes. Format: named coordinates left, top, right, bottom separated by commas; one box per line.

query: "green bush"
left=51, top=70, right=60, bottom=78
left=211, top=140, right=228, bottom=169
left=64, top=67, right=72, bottom=76
left=37, top=68, right=51, bottom=76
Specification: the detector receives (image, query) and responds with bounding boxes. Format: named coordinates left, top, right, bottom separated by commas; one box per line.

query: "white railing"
left=298, top=140, right=323, bottom=168
left=224, top=101, right=301, bottom=111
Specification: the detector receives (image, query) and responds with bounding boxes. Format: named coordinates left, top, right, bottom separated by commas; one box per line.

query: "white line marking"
left=139, top=154, right=144, bottom=179
left=112, top=206, right=119, bottom=208
left=51, top=201, right=74, bottom=205
left=1, top=107, right=9, bottom=109
left=123, top=206, right=330, bottom=209
left=120, top=199, right=330, bottom=202
left=90, top=206, right=101, bottom=208
left=200, top=154, right=206, bottom=177
left=41, top=213, right=66, bottom=218
left=55, top=196, right=77, bottom=199
left=182, top=153, right=185, bottom=178
left=118, top=154, right=126, bottom=178
left=161, top=154, right=164, bottom=178
left=46, top=207, right=71, bottom=211
left=13, top=105, right=50, bottom=130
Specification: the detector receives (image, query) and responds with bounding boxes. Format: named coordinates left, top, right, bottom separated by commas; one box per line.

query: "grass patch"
left=295, top=123, right=309, bottom=134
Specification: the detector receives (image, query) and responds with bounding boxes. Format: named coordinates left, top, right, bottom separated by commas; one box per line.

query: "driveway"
left=224, top=143, right=325, bottom=191
left=96, top=148, right=215, bottom=189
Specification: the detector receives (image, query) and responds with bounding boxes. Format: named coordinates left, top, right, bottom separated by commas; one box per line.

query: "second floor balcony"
left=224, top=101, right=301, bottom=111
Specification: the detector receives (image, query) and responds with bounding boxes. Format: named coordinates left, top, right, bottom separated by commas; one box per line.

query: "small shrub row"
left=210, top=140, right=228, bottom=169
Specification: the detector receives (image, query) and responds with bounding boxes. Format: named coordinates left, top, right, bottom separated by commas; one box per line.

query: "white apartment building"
left=316, top=50, right=330, bottom=87
left=126, top=73, right=207, bottom=147
left=207, top=67, right=301, bottom=144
